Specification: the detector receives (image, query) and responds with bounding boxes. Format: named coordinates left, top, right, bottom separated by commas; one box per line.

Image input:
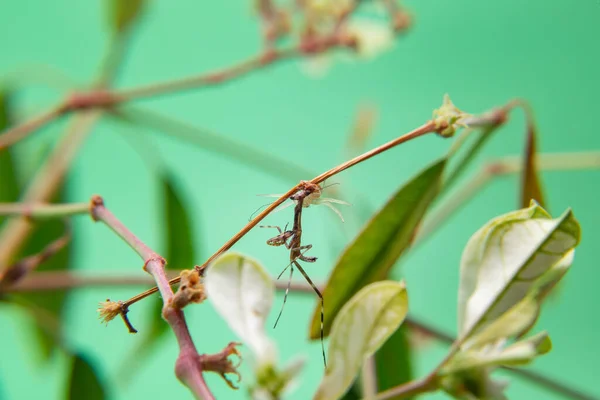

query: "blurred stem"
left=0, top=111, right=101, bottom=270
left=412, top=151, right=600, bottom=248
left=0, top=32, right=129, bottom=269
left=0, top=103, right=68, bottom=150
left=374, top=376, right=436, bottom=400
left=109, top=35, right=355, bottom=104
left=0, top=202, right=90, bottom=219
left=0, top=222, right=71, bottom=289
left=111, top=106, right=317, bottom=181
left=362, top=356, right=378, bottom=399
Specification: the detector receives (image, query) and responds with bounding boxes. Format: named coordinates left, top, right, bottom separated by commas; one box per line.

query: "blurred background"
left=0, top=0, right=599, bottom=399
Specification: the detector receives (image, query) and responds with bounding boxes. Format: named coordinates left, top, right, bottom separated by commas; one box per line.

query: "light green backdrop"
left=1, top=1, right=599, bottom=399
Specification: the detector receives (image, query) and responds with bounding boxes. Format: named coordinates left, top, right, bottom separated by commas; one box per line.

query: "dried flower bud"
left=98, top=299, right=122, bottom=325
left=171, top=270, right=207, bottom=309
left=432, top=94, right=471, bottom=137
left=200, top=342, right=243, bottom=389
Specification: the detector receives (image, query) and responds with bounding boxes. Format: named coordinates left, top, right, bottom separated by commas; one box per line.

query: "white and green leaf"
left=314, top=281, right=408, bottom=400
left=204, top=252, right=276, bottom=365
left=458, top=201, right=580, bottom=338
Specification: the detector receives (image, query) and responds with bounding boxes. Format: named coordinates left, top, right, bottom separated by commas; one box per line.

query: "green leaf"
left=520, top=118, right=546, bottom=209
left=374, top=324, right=413, bottom=399
left=457, top=201, right=580, bottom=339
left=309, top=159, right=446, bottom=339
left=314, top=281, right=408, bottom=400
left=205, top=252, right=276, bottom=365
left=106, top=0, right=145, bottom=34
left=67, top=353, right=107, bottom=400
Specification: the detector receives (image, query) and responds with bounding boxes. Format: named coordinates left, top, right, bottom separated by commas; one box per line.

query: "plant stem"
left=361, top=356, right=378, bottom=399
left=122, top=121, right=437, bottom=306
left=374, top=376, right=437, bottom=400
left=0, top=202, right=90, bottom=219
left=7, top=271, right=163, bottom=292
left=109, top=35, right=353, bottom=105
left=90, top=195, right=214, bottom=400
left=0, top=102, right=67, bottom=150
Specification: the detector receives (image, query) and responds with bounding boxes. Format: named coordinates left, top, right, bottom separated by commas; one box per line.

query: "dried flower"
left=171, top=270, right=207, bottom=309
left=97, top=299, right=122, bottom=325
left=200, top=342, right=243, bottom=389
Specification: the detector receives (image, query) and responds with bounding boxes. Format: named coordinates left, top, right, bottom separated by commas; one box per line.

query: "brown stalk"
left=122, top=121, right=437, bottom=307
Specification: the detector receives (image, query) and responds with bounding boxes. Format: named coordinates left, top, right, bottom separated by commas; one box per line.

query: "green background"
left=1, top=0, right=599, bottom=399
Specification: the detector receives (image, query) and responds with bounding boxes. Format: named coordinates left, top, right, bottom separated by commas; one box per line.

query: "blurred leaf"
left=162, top=173, right=196, bottom=271
left=457, top=201, right=580, bottom=338
left=374, top=324, right=413, bottom=399
left=520, top=118, right=546, bottom=209
left=114, top=107, right=315, bottom=182
left=346, top=105, right=378, bottom=155
left=106, top=0, right=145, bottom=34
left=123, top=173, right=197, bottom=376
left=309, top=159, right=445, bottom=339
left=314, top=281, right=408, bottom=400
left=67, top=353, right=107, bottom=400
left=443, top=124, right=499, bottom=194
left=205, top=252, right=277, bottom=365
left=0, top=90, right=20, bottom=221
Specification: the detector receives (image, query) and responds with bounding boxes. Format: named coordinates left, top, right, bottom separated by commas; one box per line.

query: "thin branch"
left=109, top=36, right=354, bottom=105
left=0, top=102, right=67, bottom=150
left=122, top=121, right=437, bottom=307
left=0, top=202, right=90, bottom=219
left=374, top=376, right=436, bottom=400
left=0, top=222, right=71, bottom=289
left=7, top=270, right=177, bottom=292
left=89, top=195, right=214, bottom=400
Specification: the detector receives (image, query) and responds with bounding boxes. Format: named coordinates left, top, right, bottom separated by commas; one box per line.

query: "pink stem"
left=90, top=195, right=214, bottom=400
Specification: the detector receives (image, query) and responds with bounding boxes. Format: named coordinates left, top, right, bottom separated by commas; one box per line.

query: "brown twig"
left=89, top=195, right=215, bottom=399
left=121, top=121, right=437, bottom=307
left=0, top=222, right=71, bottom=289
left=0, top=102, right=68, bottom=150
